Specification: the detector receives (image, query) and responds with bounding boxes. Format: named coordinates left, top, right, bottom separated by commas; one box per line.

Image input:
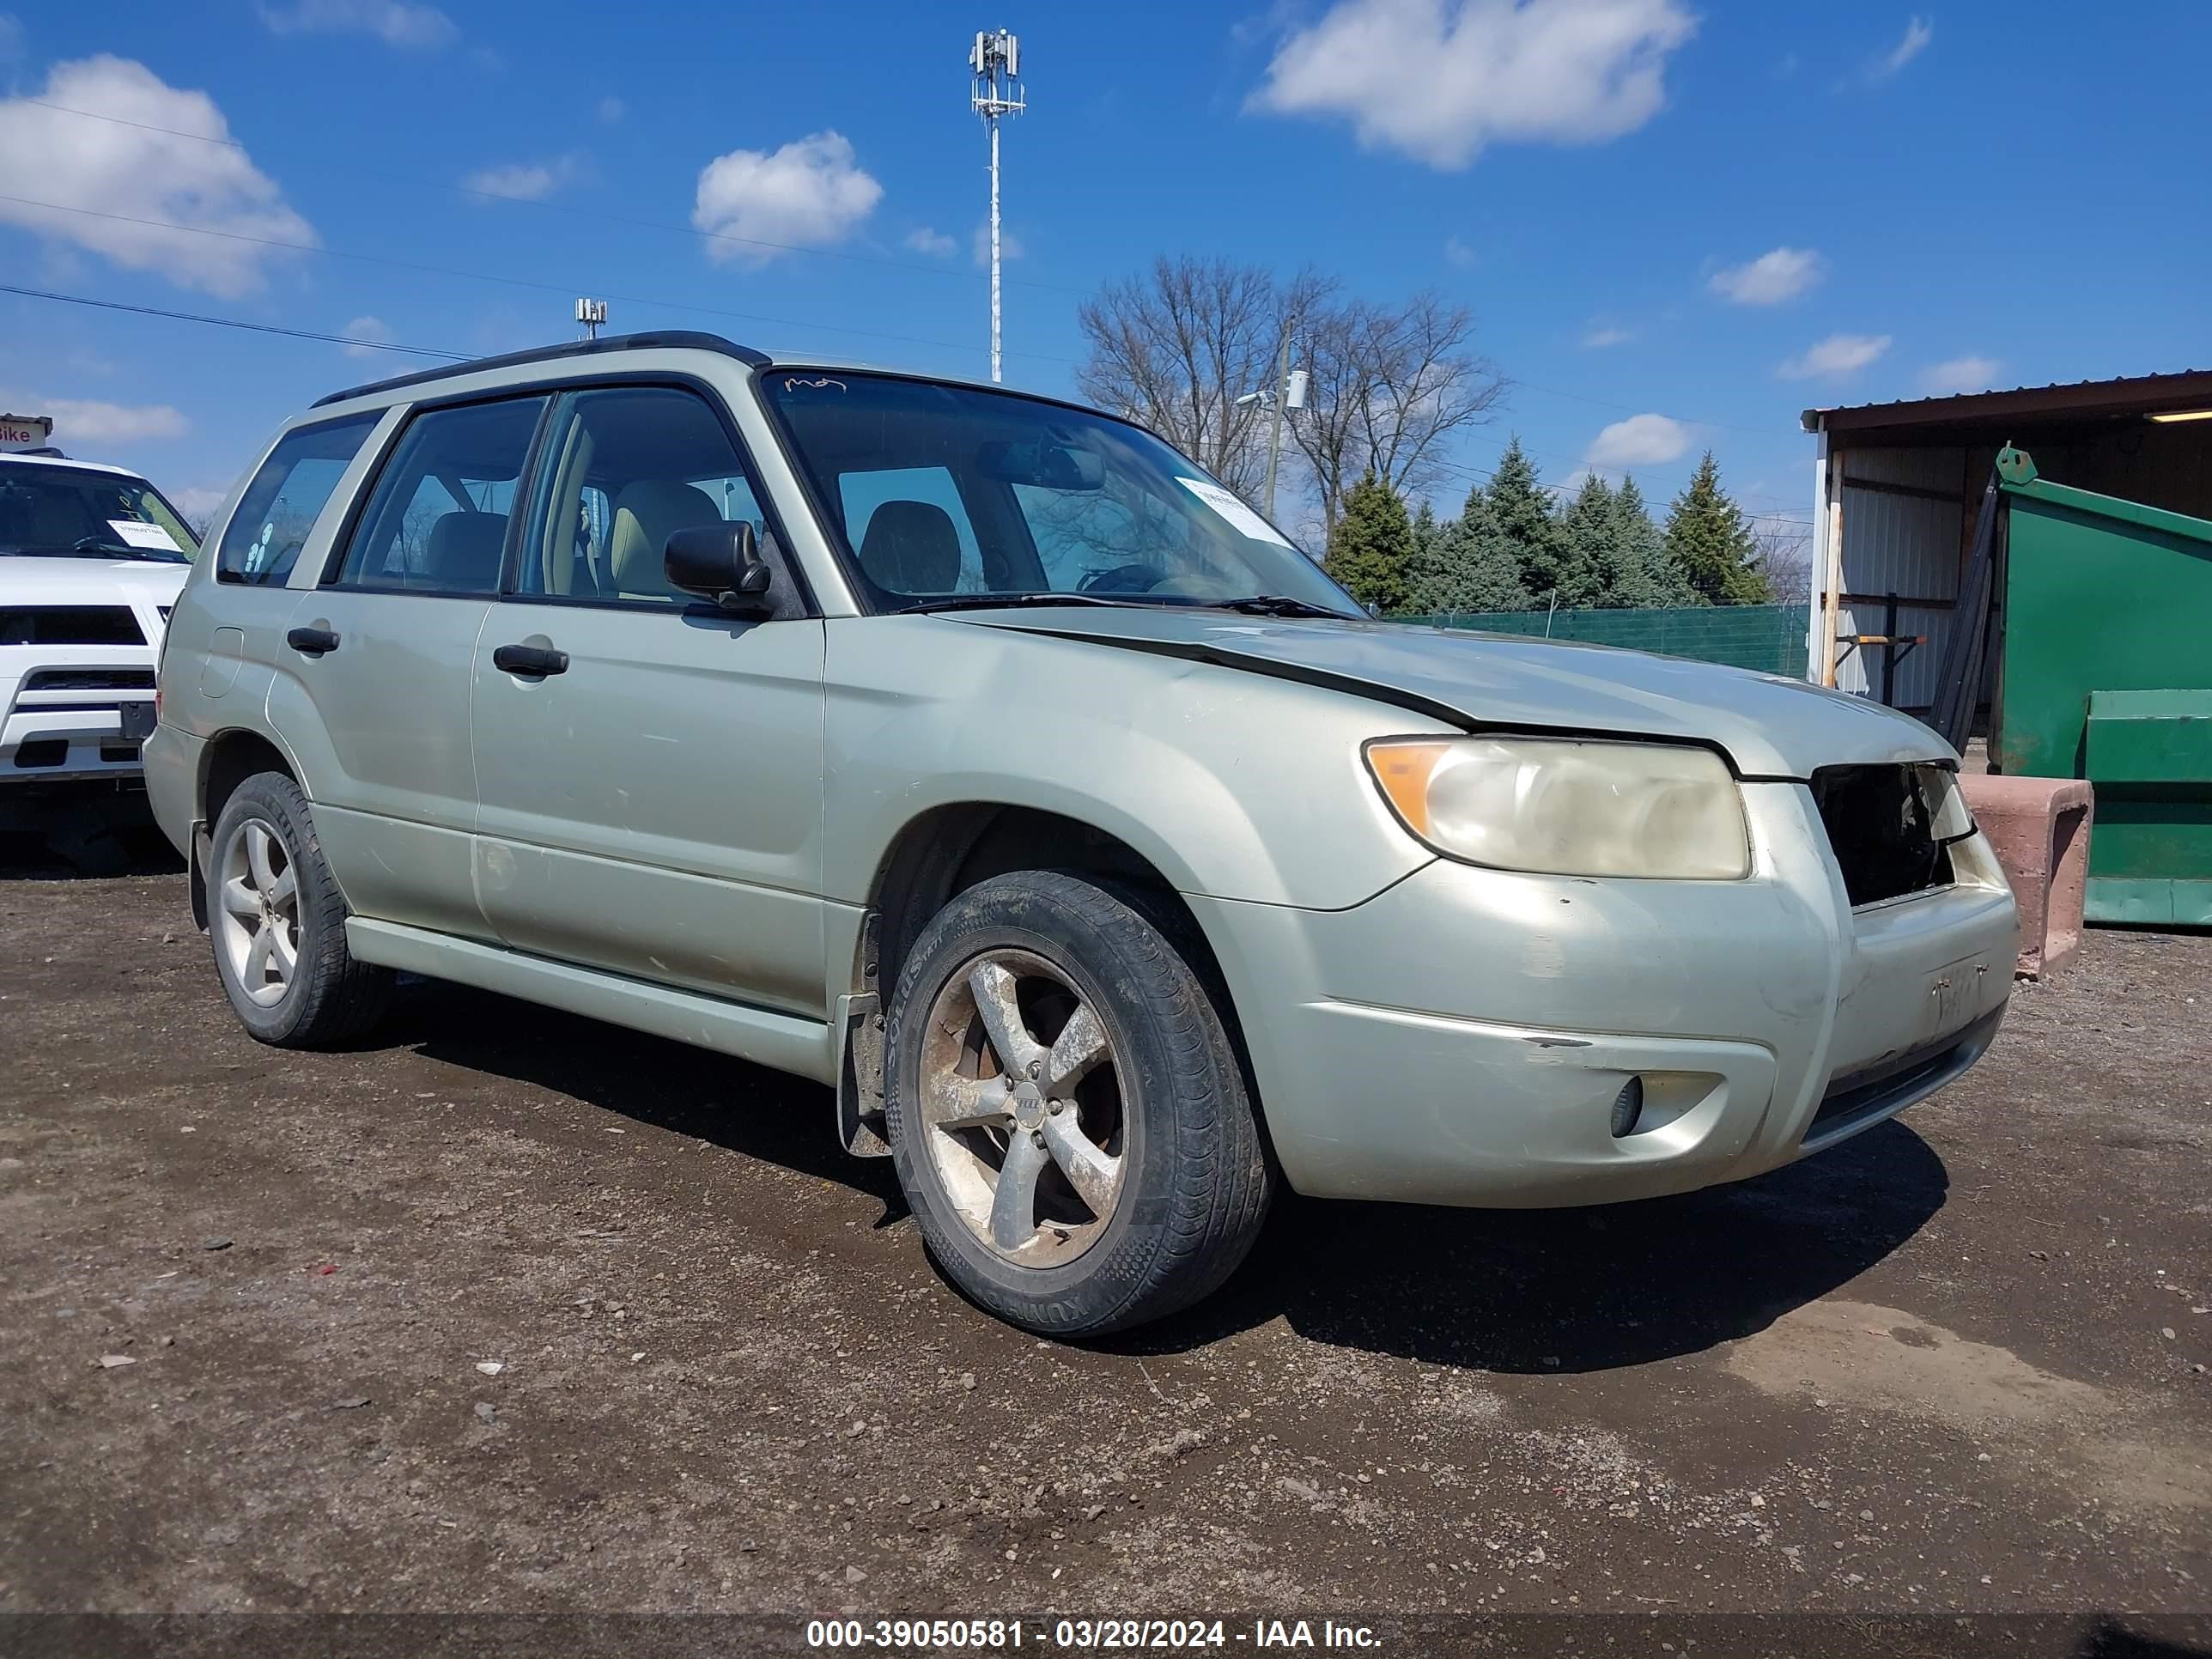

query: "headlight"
left=1364, top=736, right=1752, bottom=879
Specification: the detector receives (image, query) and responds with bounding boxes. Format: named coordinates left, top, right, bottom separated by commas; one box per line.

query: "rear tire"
left=884, top=871, right=1272, bottom=1338
left=207, top=771, right=391, bottom=1047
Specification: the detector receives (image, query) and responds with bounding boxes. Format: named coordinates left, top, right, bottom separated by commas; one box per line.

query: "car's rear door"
left=267, top=393, right=547, bottom=940
left=467, top=382, right=828, bottom=1016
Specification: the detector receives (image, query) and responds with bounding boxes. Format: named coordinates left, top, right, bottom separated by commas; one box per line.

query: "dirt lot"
left=2, top=855, right=2208, bottom=1642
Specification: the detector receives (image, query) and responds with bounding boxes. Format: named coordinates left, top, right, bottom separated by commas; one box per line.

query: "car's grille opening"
left=99, top=742, right=141, bottom=764
left=12, top=738, right=68, bottom=769
left=21, top=667, right=157, bottom=691
left=0, top=606, right=145, bottom=646
left=1811, top=763, right=1956, bottom=906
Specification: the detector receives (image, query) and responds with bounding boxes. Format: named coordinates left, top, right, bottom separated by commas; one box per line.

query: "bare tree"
left=1750, top=520, right=1814, bottom=605
left=1291, top=292, right=1507, bottom=532
left=1076, top=258, right=1332, bottom=507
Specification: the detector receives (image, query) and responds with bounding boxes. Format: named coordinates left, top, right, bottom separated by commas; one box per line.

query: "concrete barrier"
left=1960, top=774, right=2094, bottom=977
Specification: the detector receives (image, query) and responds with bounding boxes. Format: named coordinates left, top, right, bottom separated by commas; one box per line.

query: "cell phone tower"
left=970, top=28, right=1024, bottom=385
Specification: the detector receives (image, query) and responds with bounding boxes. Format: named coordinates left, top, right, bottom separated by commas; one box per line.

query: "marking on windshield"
left=783, top=376, right=848, bottom=393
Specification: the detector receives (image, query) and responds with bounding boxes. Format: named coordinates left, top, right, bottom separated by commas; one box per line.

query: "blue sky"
left=2, top=0, right=2207, bottom=539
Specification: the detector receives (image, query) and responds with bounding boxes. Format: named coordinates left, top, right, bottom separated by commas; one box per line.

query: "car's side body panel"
left=817, top=614, right=1442, bottom=915
left=470, top=607, right=830, bottom=1018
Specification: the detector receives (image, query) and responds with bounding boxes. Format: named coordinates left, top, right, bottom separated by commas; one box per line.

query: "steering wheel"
left=1078, top=562, right=1165, bottom=594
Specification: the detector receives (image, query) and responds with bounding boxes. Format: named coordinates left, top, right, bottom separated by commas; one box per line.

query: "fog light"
left=1609, top=1077, right=1644, bottom=1139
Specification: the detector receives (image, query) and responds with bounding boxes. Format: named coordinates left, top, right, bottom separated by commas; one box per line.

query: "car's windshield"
left=0, top=463, right=198, bottom=563
left=760, top=371, right=1357, bottom=617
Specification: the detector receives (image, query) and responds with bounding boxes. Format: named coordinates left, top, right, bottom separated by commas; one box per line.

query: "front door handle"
left=493, top=641, right=569, bottom=677
left=286, top=625, right=339, bottom=656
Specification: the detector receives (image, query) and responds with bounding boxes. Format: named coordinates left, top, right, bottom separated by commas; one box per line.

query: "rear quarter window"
left=216, top=415, right=380, bottom=586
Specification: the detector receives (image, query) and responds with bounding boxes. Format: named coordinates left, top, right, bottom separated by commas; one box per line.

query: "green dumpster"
left=1994, top=447, right=2212, bottom=927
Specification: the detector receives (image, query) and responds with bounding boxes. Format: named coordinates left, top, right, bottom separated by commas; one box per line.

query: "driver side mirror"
left=665, top=520, right=774, bottom=613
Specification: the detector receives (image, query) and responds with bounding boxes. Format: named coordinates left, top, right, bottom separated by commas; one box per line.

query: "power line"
left=15, top=95, right=1088, bottom=297
left=0, top=192, right=1081, bottom=368
left=0, top=282, right=471, bottom=358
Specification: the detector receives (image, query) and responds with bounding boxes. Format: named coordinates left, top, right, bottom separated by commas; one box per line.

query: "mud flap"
left=189, top=821, right=212, bottom=932
left=836, top=991, right=890, bottom=1157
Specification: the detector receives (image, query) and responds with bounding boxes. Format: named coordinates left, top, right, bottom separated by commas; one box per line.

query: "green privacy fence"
left=1393, top=604, right=1808, bottom=678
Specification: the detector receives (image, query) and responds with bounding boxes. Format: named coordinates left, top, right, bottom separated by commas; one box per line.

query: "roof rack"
left=311, top=331, right=773, bottom=409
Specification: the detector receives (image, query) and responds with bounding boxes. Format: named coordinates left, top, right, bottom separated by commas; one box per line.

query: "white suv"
left=0, top=451, right=198, bottom=856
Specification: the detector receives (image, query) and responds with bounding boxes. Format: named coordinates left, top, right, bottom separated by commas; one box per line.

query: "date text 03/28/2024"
left=804, top=1619, right=1383, bottom=1650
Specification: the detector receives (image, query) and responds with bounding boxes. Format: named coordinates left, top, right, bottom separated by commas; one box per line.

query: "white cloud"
left=8, top=392, right=189, bottom=443
left=461, top=152, right=587, bottom=202
left=168, top=484, right=229, bottom=525
left=1871, top=15, right=1932, bottom=80
left=1443, top=235, right=1477, bottom=270
left=1249, top=0, right=1696, bottom=169
left=597, top=96, right=624, bottom=125
left=1920, top=355, right=2001, bottom=395
left=1583, top=412, right=1690, bottom=469
left=257, top=0, right=456, bottom=47
left=903, top=226, right=956, bottom=258
left=972, top=222, right=1025, bottom=268
left=691, top=131, right=881, bottom=267
left=1710, top=246, right=1822, bottom=305
left=0, top=57, right=316, bottom=297
left=339, top=315, right=396, bottom=359
left=1779, top=332, right=1892, bottom=380
left=1582, top=323, right=1633, bottom=349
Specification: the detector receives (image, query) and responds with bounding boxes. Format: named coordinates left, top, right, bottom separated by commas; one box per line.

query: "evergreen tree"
left=1611, top=475, right=1697, bottom=606
left=1663, top=452, right=1773, bottom=605
left=1323, top=470, right=1415, bottom=613
left=1404, top=483, right=1529, bottom=614
left=1483, top=437, right=1579, bottom=605
left=1556, top=472, right=1622, bottom=608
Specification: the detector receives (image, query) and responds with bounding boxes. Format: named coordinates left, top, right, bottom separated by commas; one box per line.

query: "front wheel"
left=884, top=872, right=1272, bottom=1337
left=207, top=771, right=392, bottom=1047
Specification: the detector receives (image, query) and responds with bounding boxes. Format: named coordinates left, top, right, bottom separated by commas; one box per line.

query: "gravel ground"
left=0, top=857, right=2207, bottom=1643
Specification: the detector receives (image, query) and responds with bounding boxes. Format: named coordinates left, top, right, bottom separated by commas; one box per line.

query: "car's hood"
left=951, top=607, right=1949, bottom=780
left=0, top=555, right=190, bottom=609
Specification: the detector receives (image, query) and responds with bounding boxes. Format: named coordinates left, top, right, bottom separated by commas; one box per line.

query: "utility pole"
left=969, top=29, right=1024, bottom=384
left=1262, top=343, right=1308, bottom=522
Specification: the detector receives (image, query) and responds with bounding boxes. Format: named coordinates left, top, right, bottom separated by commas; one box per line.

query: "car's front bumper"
left=1189, top=779, right=2016, bottom=1206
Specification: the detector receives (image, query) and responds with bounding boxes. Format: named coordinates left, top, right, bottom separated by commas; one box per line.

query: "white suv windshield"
left=0, top=462, right=198, bottom=563
left=762, top=371, right=1355, bottom=617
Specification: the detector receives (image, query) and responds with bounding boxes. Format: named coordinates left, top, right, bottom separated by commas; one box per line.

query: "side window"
left=216, top=415, right=379, bottom=585
left=838, top=466, right=983, bottom=596
left=334, top=398, right=545, bottom=595
left=515, top=386, right=763, bottom=606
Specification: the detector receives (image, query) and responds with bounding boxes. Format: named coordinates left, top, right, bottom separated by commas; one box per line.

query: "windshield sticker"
left=108, top=519, right=182, bottom=552
left=1175, top=477, right=1292, bottom=548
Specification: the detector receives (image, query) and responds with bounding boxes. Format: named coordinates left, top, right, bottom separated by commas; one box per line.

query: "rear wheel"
left=884, top=871, right=1271, bottom=1337
left=208, top=772, right=391, bottom=1047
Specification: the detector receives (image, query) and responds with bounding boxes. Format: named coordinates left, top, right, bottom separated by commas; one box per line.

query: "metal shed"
left=1801, top=370, right=2212, bottom=713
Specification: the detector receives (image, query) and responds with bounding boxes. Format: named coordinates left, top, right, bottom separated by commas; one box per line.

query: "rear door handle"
left=286, top=625, right=339, bottom=656
left=493, top=642, right=569, bottom=677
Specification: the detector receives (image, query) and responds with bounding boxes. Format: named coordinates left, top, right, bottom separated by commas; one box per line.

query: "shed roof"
left=1803, top=369, right=2212, bottom=446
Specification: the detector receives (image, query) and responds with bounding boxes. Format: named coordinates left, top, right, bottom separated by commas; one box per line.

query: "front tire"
left=207, top=771, right=391, bottom=1047
left=884, top=872, right=1272, bottom=1337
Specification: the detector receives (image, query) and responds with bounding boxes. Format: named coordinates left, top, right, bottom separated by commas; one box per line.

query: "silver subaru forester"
left=146, top=332, right=2015, bottom=1336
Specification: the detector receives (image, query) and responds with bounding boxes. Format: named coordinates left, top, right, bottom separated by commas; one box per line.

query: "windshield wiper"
left=1207, top=594, right=1357, bottom=619
left=896, top=592, right=1132, bottom=615
left=65, top=537, right=186, bottom=562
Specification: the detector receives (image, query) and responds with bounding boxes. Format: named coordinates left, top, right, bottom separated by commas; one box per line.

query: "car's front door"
left=468, top=383, right=828, bottom=1017
left=267, top=394, right=546, bottom=940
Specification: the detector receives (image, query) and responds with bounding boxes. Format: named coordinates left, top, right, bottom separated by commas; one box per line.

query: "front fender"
left=818, top=617, right=1438, bottom=909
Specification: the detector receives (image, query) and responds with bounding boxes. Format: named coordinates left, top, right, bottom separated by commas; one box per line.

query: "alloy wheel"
left=215, top=816, right=300, bottom=1008
left=917, top=949, right=1128, bottom=1266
